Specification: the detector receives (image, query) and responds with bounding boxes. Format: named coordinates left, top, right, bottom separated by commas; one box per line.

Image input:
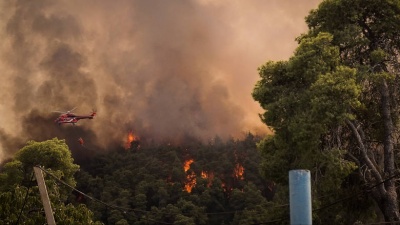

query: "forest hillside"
left=72, top=133, right=278, bottom=225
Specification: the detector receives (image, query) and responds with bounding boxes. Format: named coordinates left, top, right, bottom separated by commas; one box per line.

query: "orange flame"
left=233, top=150, right=244, bottom=180
left=234, top=163, right=244, bottom=180
left=221, top=182, right=233, bottom=192
left=183, top=159, right=196, bottom=192
left=201, top=171, right=214, bottom=187
left=183, top=159, right=194, bottom=172
left=125, top=130, right=137, bottom=149
left=185, top=172, right=197, bottom=193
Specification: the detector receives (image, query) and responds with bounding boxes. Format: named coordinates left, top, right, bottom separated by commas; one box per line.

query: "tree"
left=0, top=138, right=102, bottom=224
left=253, top=0, right=400, bottom=223
left=1, top=138, right=79, bottom=191
left=229, top=183, right=273, bottom=225
left=74, top=135, right=268, bottom=224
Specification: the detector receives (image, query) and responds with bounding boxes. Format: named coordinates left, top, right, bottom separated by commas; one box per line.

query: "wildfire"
left=183, top=159, right=196, bottom=193
left=233, top=150, right=244, bottom=180
left=201, top=171, right=214, bottom=187
left=185, top=172, right=197, bottom=193
left=183, top=159, right=194, bottom=172
left=181, top=157, right=243, bottom=193
left=234, top=163, right=244, bottom=180
left=221, top=182, right=233, bottom=192
left=125, top=130, right=138, bottom=149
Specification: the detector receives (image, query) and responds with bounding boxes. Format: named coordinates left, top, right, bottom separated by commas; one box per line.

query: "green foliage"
left=317, top=148, right=357, bottom=192
left=55, top=204, right=103, bottom=225
left=257, top=136, right=292, bottom=183
left=0, top=138, right=102, bottom=225
left=310, top=66, right=361, bottom=123
left=0, top=186, right=44, bottom=225
left=370, top=48, right=387, bottom=64
left=0, top=138, right=79, bottom=191
left=253, top=33, right=341, bottom=145
left=253, top=33, right=354, bottom=176
left=306, top=0, right=400, bottom=67
left=254, top=0, right=400, bottom=223
left=0, top=160, right=24, bottom=191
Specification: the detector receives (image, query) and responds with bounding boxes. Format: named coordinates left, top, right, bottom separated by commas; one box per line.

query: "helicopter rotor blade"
left=67, top=107, right=77, bottom=114
left=52, top=111, right=67, bottom=114
left=53, top=107, right=77, bottom=114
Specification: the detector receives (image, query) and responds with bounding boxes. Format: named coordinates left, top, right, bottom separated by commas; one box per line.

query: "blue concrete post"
left=289, top=170, right=312, bottom=225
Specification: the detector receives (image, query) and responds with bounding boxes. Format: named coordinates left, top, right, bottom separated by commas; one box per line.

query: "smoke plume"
left=0, top=0, right=320, bottom=161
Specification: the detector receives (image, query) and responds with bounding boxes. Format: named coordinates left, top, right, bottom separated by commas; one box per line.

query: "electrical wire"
left=35, top=165, right=294, bottom=225
left=15, top=172, right=35, bottom=225
left=35, top=166, right=174, bottom=225
left=314, top=172, right=400, bottom=213
left=36, top=165, right=289, bottom=215
left=246, top=173, right=400, bottom=225
left=362, top=222, right=400, bottom=225
left=36, top=165, right=400, bottom=225
left=204, top=203, right=289, bottom=215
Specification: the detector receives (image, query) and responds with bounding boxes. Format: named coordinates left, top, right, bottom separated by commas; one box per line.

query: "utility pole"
left=33, top=166, right=56, bottom=225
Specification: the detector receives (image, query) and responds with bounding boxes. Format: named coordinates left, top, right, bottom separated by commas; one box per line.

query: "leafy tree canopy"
left=1, top=138, right=79, bottom=191
left=0, top=138, right=102, bottom=225
left=253, top=0, right=400, bottom=223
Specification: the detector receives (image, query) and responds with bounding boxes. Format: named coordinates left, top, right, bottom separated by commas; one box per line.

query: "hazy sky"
left=0, top=0, right=321, bottom=161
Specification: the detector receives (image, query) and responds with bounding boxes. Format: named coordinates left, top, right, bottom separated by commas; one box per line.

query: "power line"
left=36, top=166, right=174, bottom=225
left=36, top=165, right=295, bottom=225
left=314, top=172, right=400, bottom=213
left=363, top=222, right=400, bottom=225
left=37, top=165, right=400, bottom=225
left=15, top=172, right=34, bottom=225
left=36, top=166, right=289, bottom=215
left=247, top=173, right=400, bottom=225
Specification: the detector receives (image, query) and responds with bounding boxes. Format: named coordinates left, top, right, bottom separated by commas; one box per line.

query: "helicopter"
left=53, top=107, right=96, bottom=125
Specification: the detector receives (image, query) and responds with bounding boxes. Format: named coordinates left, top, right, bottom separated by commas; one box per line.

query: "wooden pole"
left=33, top=166, right=56, bottom=225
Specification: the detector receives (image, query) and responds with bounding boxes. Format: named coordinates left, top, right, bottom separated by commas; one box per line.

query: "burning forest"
left=72, top=133, right=277, bottom=224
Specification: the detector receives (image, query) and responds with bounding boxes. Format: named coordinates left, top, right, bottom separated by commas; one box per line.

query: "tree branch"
left=345, top=119, right=386, bottom=194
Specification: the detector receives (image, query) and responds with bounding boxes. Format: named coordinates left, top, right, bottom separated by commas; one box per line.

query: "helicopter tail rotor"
left=90, top=109, right=97, bottom=118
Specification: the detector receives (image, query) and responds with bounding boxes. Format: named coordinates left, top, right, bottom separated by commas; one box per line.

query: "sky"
left=0, top=0, right=321, bottom=162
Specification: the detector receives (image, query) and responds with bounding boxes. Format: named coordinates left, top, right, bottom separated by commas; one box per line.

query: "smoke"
left=0, top=0, right=320, bottom=161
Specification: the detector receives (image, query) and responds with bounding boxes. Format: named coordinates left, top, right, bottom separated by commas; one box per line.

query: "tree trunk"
left=371, top=186, right=399, bottom=223
left=383, top=188, right=400, bottom=223
left=379, top=79, right=400, bottom=222
left=347, top=79, right=400, bottom=222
